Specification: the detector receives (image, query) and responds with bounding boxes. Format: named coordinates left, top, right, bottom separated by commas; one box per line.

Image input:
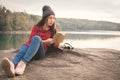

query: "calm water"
left=0, top=31, right=120, bottom=50
left=0, top=34, right=29, bottom=50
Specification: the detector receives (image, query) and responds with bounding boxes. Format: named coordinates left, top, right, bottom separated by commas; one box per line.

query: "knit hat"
left=42, top=5, right=55, bottom=18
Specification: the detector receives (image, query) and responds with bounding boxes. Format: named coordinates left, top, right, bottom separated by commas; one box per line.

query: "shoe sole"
left=1, top=58, right=15, bottom=77
left=15, top=61, right=26, bottom=75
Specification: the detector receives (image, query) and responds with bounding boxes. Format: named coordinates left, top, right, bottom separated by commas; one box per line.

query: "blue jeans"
left=12, top=36, right=45, bottom=67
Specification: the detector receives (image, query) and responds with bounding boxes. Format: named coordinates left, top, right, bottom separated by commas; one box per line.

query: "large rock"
left=0, top=48, right=120, bottom=80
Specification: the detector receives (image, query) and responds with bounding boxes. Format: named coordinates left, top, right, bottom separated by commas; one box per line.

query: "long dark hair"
left=36, top=17, right=56, bottom=38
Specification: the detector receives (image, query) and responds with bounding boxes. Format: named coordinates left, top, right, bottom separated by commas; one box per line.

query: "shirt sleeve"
left=28, top=26, right=37, bottom=42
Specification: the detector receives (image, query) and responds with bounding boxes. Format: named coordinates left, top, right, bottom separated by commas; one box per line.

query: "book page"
left=53, top=32, right=66, bottom=47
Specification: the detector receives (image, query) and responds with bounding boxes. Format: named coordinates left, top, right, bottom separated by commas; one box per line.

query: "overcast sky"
left=0, top=0, right=120, bottom=23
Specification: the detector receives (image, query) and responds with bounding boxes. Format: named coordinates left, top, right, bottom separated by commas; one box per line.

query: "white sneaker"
left=1, top=57, right=15, bottom=77
left=15, top=61, right=26, bottom=75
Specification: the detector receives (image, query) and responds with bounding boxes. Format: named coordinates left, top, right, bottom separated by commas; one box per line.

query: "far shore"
left=1, top=30, right=120, bottom=35
left=0, top=31, right=31, bottom=34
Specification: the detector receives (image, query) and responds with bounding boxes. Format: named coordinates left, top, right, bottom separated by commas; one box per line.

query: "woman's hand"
left=47, top=38, right=54, bottom=44
left=43, top=38, right=54, bottom=46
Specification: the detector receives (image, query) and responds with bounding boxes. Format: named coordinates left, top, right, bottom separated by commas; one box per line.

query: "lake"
left=0, top=31, right=120, bottom=50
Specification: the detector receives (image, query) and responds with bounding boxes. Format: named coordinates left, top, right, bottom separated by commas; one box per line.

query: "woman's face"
left=46, top=15, right=56, bottom=26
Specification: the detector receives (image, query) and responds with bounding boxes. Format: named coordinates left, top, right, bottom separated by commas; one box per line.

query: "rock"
left=0, top=48, right=120, bottom=80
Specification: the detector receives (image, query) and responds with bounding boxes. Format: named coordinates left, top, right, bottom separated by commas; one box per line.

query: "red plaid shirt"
left=25, top=26, right=51, bottom=52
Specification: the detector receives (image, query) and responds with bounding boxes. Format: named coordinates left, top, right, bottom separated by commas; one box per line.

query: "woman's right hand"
left=47, top=38, right=54, bottom=44
left=43, top=38, right=54, bottom=46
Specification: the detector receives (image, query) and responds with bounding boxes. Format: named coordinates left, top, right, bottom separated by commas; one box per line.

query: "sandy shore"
left=0, top=48, right=120, bottom=80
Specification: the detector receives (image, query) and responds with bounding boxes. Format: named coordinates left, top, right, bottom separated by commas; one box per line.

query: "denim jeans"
left=12, top=36, right=45, bottom=67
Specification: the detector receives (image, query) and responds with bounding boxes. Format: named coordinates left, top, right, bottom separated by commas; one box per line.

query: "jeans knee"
left=32, top=36, right=42, bottom=42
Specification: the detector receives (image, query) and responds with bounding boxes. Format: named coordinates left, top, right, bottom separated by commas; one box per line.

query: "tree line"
left=56, top=18, right=120, bottom=31
left=0, top=5, right=40, bottom=31
left=0, top=5, right=120, bottom=31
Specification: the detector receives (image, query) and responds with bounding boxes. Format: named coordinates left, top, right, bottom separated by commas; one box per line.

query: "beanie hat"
left=42, top=5, right=55, bottom=18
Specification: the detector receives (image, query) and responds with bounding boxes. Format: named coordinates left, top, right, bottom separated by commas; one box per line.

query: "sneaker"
left=63, top=43, right=74, bottom=50
left=15, top=61, right=26, bottom=75
left=1, top=57, right=15, bottom=77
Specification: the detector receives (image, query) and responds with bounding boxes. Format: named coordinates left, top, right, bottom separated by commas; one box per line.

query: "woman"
left=1, top=5, right=58, bottom=77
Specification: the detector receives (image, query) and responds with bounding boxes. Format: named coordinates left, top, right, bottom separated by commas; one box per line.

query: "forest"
left=0, top=5, right=120, bottom=31
left=0, top=5, right=40, bottom=31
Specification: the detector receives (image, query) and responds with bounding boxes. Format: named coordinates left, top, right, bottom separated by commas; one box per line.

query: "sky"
left=0, top=0, right=120, bottom=23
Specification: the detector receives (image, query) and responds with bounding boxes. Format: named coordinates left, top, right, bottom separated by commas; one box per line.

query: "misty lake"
left=0, top=31, right=120, bottom=51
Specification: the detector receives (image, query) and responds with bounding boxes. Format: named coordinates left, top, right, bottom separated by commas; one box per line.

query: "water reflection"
left=0, top=34, right=29, bottom=50
left=66, top=34, right=120, bottom=40
left=0, top=33, right=120, bottom=50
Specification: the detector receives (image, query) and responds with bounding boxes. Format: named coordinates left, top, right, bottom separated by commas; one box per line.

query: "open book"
left=53, top=32, right=66, bottom=47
